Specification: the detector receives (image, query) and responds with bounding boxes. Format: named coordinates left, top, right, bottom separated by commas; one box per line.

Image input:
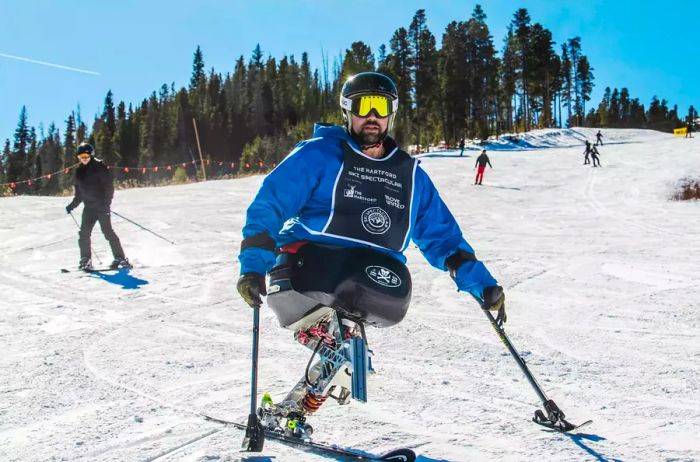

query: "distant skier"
left=686, top=121, right=693, bottom=138
left=583, top=141, right=592, bottom=165
left=458, top=138, right=465, bottom=156
left=236, top=72, right=504, bottom=439
left=474, top=149, right=492, bottom=185
left=65, top=142, right=130, bottom=271
left=590, top=145, right=602, bottom=167
left=595, top=130, right=603, bottom=146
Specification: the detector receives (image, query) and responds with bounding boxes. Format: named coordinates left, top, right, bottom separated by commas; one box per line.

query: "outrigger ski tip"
left=532, top=406, right=592, bottom=433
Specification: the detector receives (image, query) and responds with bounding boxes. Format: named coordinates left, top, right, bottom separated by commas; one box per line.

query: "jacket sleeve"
left=487, top=156, right=492, bottom=168
left=238, top=142, right=325, bottom=275
left=411, top=167, right=497, bottom=298
left=101, top=164, right=114, bottom=205
left=68, top=179, right=83, bottom=209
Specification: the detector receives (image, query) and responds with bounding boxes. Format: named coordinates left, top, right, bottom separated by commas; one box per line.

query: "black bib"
left=323, top=141, right=416, bottom=251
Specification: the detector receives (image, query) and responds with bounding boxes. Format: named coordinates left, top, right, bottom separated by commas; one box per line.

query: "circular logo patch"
left=365, top=266, right=402, bottom=288
left=361, top=207, right=391, bottom=235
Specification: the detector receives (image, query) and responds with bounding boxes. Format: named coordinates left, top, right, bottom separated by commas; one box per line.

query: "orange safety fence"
left=1, top=159, right=278, bottom=189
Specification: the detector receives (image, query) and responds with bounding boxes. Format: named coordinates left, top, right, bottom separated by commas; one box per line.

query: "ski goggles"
left=340, top=94, right=398, bottom=118
left=77, top=153, right=91, bottom=159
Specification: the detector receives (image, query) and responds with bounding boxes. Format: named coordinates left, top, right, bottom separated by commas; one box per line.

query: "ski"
left=203, top=415, right=416, bottom=461
left=60, top=267, right=131, bottom=273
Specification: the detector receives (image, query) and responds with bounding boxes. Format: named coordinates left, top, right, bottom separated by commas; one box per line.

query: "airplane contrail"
left=0, top=52, right=100, bottom=75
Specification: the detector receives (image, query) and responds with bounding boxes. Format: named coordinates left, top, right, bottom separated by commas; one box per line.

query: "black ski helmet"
left=77, top=142, right=95, bottom=157
left=339, top=72, right=399, bottom=133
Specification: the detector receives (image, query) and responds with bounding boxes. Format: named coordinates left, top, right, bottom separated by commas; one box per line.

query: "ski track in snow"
left=1, top=128, right=699, bottom=461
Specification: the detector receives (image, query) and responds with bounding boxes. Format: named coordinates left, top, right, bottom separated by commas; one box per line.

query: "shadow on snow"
left=565, top=432, right=624, bottom=462
left=89, top=268, right=149, bottom=289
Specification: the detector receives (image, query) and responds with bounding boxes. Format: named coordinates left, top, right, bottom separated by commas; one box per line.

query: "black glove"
left=237, top=272, right=266, bottom=308
left=66, top=204, right=75, bottom=214
left=482, top=285, right=506, bottom=325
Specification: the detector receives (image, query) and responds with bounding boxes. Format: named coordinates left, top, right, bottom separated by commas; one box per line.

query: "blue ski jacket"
left=238, top=124, right=497, bottom=299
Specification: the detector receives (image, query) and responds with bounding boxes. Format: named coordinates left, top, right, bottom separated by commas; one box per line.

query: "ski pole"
left=481, top=306, right=578, bottom=431
left=242, top=303, right=265, bottom=451
left=68, top=211, right=102, bottom=265
left=111, top=210, right=175, bottom=245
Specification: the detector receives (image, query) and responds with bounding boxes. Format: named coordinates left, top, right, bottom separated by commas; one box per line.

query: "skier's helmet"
left=77, top=142, right=95, bottom=157
left=339, top=72, right=399, bottom=134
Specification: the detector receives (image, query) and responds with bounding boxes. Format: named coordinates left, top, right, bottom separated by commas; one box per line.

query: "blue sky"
left=1, top=0, right=698, bottom=142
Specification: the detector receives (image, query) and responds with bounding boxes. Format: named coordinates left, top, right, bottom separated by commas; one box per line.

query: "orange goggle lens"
left=77, top=153, right=91, bottom=159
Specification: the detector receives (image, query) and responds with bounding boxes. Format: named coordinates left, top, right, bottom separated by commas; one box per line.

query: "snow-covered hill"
left=1, top=128, right=699, bottom=461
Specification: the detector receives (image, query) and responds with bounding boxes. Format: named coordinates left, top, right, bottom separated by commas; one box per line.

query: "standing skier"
left=595, top=130, right=603, bottom=146
left=583, top=140, right=592, bottom=165
left=458, top=138, right=465, bottom=156
left=236, top=72, right=504, bottom=437
left=590, top=145, right=602, bottom=167
left=686, top=121, right=693, bottom=138
left=474, top=149, right=492, bottom=185
left=65, top=142, right=130, bottom=271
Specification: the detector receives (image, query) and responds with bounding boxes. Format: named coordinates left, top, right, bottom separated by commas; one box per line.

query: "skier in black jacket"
left=474, top=150, right=492, bottom=185
left=583, top=141, right=592, bottom=165
left=590, top=145, right=602, bottom=167
left=595, top=130, right=603, bottom=146
left=65, top=143, right=129, bottom=271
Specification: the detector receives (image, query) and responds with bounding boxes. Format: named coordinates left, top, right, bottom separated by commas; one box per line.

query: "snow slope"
left=1, top=128, right=699, bottom=462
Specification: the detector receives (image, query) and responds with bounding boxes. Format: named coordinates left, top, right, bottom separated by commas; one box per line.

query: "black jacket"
left=68, top=158, right=114, bottom=210
left=475, top=153, right=492, bottom=168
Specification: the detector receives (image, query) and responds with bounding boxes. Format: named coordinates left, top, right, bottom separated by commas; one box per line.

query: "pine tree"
left=190, top=46, right=205, bottom=90
left=377, top=44, right=388, bottom=70
left=511, top=8, right=531, bottom=130
left=247, top=44, right=268, bottom=136
left=1, top=139, right=10, bottom=185
left=647, top=96, right=665, bottom=130
left=576, top=56, right=594, bottom=124
left=299, top=52, right=314, bottom=120
left=340, top=41, right=375, bottom=81
left=261, top=56, right=277, bottom=131
left=60, top=112, right=77, bottom=190
left=76, top=104, right=88, bottom=145
left=439, top=20, right=468, bottom=142
left=94, top=90, right=118, bottom=164
left=37, top=123, right=62, bottom=193
left=560, top=44, right=572, bottom=127
left=501, top=29, right=518, bottom=131
left=224, top=55, right=248, bottom=159
left=526, top=23, right=559, bottom=128
left=27, top=126, right=39, bottom=193
left=566, top=37, right=582, bottom=125
left=466, top=5, right=499, bottom=138
left=386, top=27, right=413, bottom=144
left=597, top=87, right=611, bottom=127
left=619, top=88, right=631, bottom=127
left=608, top=88, right=620, bottom=127
left=8, top=106, right=31, bottom=187
left=408, top=9, right=439, bottom=150
left=629, top=98, right=646, bottom=127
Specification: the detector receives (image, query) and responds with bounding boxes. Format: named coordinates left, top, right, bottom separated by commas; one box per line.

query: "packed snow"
left=1, top=128, right=698, bottom=461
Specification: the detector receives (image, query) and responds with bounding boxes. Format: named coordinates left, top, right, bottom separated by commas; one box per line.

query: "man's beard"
left=355, top=121, right=386, bottom=146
